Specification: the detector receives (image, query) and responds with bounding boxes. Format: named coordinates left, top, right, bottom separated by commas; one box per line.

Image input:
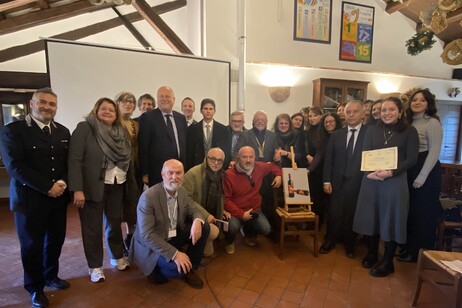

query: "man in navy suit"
left=0, top=88, right=71, bottom=308
left=138, top=86, right=188, bottom=187
left=186, top=98, right=229, bottom=170
left=321, top=100, right=366, bottom=258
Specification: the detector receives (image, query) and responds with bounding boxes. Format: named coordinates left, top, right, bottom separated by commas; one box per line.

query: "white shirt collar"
left=30, top=115, right=50, bottom=130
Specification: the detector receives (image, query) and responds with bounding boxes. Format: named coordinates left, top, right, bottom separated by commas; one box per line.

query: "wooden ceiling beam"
left=0, top=0, right=37, bottom=12
left=0, top=0, right=186, bottom=62
left=385, top=0, right=409, bottom=14
left=132, top=0, right=192, bottom=55
left=446, top=7, right=462, bottom=23
left=0, top=0, right=112, bottom=36
left=112, top=6, right=153, bottom=50
left=36, top=0, right=50, bottom=10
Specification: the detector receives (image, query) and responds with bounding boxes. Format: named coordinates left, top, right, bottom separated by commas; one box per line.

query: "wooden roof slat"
left=0, top=0, right=186, bottom=62
left=0, top=0, right=112, bottom=36
left=112, top=6, right=153, bottom=51
left=0, top=0, right=38, bottom=12
left=132, top=0, right=192, bottom=55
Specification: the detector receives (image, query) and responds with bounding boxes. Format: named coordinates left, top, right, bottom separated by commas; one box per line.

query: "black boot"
left=362, top=234, right=379, bottom=269
left=370, top=240, right=396, bottom=277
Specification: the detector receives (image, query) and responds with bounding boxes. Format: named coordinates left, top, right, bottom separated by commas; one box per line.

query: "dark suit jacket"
left=138, top=109, right=187, bottom=186
left=0, top=115, right=70, bottom=213
left=129, top=182, right=204, bottom=276
left=186, top=120, right=229, bottom=170
left=323, top=124, right=367, bottom=192
left=234, top=128, right=279, bottom=162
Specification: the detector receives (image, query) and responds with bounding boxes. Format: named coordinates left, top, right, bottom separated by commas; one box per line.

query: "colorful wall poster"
left=294, top=0, right=332, bottom=44
left=340, top=2, right=375, bottom=63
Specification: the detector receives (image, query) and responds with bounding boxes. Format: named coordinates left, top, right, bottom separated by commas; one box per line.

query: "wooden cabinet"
left=312, top=78, right=370, bottom=113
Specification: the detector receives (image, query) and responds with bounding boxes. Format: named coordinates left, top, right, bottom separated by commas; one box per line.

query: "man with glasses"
left=183, top=148, right=230, bottom=257
left=223, top=146, right=282, bottom=254
left=0, top=88, right=71, bottom=307
left=186, top=98, right=229, bottom=170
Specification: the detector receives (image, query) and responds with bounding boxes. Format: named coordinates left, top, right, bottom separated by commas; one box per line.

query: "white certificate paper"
left=361, top=147, right=398, bottom=171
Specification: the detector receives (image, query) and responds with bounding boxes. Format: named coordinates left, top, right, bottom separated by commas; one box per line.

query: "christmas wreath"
left=405, top=31, right=437, bottom=56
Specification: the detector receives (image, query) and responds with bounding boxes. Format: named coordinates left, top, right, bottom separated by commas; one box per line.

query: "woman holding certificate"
left=397, top=89, right=443, bottom=262
left=353, top=97, right=419, bottom=277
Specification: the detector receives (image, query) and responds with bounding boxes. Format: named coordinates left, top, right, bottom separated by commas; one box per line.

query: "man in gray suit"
left=129, top=159, right=210, bottom=289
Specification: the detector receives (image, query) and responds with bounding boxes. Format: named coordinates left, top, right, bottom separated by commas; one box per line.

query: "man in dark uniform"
left=0, top=88, right=71, bottom=308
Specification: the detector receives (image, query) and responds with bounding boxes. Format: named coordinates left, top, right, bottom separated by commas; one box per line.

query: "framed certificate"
left=361, top=147, right=398, bottom=171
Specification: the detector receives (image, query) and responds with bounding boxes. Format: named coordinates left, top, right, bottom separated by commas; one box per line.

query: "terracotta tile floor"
left=0, top=205, right=451, bottom=307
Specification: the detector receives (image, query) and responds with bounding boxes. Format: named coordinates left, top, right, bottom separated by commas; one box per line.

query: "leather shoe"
left=361, top=254, right=378, bottom=269
left=397, top=253, right=417, bottom=263
left=183, top=270, right=203, bottom=289
left=31, top=291, right=49, bottom=308
left=345, top=250, right=356, bottom=259
left=319, top=240, right=335, bottom=254
left=370, top=262, right=394, bottom=277
left=147, top=270, right=168, bottom=285
left=45, top=278, right=70, bottom=290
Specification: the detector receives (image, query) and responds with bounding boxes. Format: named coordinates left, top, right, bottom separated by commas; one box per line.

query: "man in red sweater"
left=223, top=146, right=282, bottom=254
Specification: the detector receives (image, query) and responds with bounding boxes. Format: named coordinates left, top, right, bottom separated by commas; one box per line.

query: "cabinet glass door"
left=346, top=88, right=365, bottom=102
left=323, top=86, right=342, bottom=110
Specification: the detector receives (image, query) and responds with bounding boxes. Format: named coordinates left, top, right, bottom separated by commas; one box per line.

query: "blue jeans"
left=225, top=211, right=271, bottom=243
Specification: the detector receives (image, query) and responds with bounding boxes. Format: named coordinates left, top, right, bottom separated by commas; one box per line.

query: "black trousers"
left=14, top=205, right=67, bottom=293
left=325, top=177, right=361, bottom=246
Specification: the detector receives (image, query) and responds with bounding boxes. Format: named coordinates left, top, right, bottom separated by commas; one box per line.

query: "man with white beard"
left=129, top=159, right=210, bottom=289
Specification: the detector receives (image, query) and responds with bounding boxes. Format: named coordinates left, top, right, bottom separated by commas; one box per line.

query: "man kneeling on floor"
left=223, top=146, right=282, bottom=254
left=129, top=159, right=210, bottom=289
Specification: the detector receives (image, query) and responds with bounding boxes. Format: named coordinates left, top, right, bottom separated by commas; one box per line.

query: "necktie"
left=42, top=126, right=50, bottom=136
left=205, top=124, right=211, bottom=142
left=345, top=128, right=357, bottom=178
left=346, top=128, right=357, bottom=157
left=165, top=114, right=178, bottom=157
left=231, top=133, right=238, bottom=154
left=165, top=115, right=174, bottom=137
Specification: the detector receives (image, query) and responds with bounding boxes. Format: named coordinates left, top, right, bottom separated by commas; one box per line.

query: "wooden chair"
left=437, top=198, right=462, bottom=251
left=412, top=249, right=462, bottom=308
left=276, top=206, right=319, bottom=259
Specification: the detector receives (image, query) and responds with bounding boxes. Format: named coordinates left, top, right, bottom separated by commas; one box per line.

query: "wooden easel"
left=276, top=146, right=318, bottom=259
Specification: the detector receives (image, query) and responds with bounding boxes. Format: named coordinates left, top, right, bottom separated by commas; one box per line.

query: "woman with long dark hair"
left=353, top=97, right=419, bottom=277
left=308, top=113, right=342, bottom=224
left=398, top=89, right=443, bottom=262
left=305, top=107, right=323, bottom=214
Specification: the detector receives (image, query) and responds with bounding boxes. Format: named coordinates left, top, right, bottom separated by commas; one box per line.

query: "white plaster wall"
left=204, top=0, right=462, bottom=121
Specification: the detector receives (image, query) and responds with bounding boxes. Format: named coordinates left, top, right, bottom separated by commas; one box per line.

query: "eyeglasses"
left=231, top=120, right=244, bottom=124
left=121, top=99, right=135, bottom=105
left=206, top=156, right=224, bottom=165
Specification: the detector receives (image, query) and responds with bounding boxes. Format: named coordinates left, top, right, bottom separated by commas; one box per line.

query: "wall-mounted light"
left=375, top=80, right=399, bottom=94
left=449, top=87, right=460, bottom=98
left=268, top=86, right=291, bottom=103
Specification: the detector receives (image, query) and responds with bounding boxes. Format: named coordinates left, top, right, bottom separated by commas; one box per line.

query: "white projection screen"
left=45, top=39, right=231, bottom=132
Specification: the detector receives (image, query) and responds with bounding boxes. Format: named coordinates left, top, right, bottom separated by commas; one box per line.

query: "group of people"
left=0, top=85, right=443, bottom=307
